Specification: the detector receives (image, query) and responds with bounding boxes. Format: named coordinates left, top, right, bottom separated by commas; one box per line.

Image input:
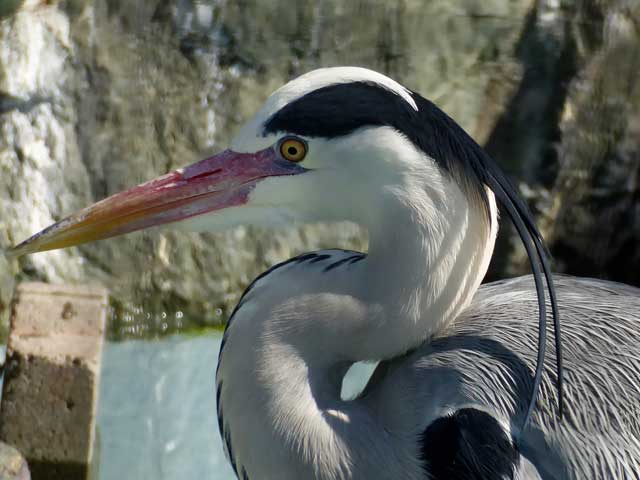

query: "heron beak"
left=10, top=148, right=305, bottom=257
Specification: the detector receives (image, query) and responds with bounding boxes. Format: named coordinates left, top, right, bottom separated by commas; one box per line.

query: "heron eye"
left=279, top=138, right=307, bottom=162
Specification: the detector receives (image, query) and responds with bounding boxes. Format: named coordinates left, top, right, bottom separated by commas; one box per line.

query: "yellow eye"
left=279, top=138, right=307, bottom=162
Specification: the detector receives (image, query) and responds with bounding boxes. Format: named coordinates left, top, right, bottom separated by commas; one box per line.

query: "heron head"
left=10, top=67, right=487, bottom=256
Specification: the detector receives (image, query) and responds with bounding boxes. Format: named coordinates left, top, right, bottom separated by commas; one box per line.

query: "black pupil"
left=287, top=146, right=298, bottom=156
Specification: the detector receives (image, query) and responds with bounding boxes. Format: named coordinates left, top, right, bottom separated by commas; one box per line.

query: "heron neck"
left=362, top=184, right=497, bottom=350
left=218, top=323, right=419, bottom=479
left=218, top=181, right=497, bottom=478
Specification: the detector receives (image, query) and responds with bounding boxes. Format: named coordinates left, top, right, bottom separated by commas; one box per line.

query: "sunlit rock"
left=6, top=0, right=636, bottom=336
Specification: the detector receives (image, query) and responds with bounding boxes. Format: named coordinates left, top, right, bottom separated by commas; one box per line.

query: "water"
left=98, top=334, right=233, bottom=479
left=97, top=332, right=375, bottom=480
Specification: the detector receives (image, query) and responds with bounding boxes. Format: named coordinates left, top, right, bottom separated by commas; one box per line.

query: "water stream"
left=97, top=332, right=375, bottom=479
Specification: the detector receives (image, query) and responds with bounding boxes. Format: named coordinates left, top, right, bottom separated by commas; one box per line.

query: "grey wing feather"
left=366, top=275, right=640, bottom=480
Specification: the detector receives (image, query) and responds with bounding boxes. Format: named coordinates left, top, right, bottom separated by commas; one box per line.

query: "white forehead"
left=231, top=67, right=417, bottom=152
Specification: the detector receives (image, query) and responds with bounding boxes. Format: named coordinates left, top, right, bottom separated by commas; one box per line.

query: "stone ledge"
left=0, top=282, right=107, bottom=480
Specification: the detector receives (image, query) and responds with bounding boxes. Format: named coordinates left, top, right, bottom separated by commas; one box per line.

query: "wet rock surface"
left=0, top=0, right=637, bottom=337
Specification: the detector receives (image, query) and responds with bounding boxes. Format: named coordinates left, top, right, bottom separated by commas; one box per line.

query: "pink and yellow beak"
left=10, top=147, right=306, bottom=257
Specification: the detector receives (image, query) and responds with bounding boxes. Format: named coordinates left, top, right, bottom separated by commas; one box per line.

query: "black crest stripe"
left=420, top=408, right=519, bottom=479
left=263, top=81, right=489, bottom=215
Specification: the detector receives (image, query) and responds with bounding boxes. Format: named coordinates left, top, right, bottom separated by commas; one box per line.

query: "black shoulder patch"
left=420, top=408, right=518, bottom=480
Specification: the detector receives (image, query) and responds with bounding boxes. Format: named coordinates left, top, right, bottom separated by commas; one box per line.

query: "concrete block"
left=0, top=283, right=107, bottom=480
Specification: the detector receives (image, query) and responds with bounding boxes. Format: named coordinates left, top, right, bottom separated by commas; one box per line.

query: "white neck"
left=361, top=180, right=498, bottom=358
left=217, top=174, right=498, bottom=479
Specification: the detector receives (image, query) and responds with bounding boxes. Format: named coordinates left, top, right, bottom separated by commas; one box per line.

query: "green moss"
left=61, top=0, right=91, bottom=17
left=106, top=295, right=226, bottom=341
left=0, top=0, right=24, bottom=19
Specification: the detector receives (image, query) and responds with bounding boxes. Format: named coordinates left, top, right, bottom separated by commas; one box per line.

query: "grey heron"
left=10, top=67, right=640, bottom=479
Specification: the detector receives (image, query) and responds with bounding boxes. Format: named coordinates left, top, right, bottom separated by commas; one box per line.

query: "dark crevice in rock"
left=0, top=92, right=52, bottom=115
left=547, top=1, right=640, bottom=287
left=485, top=3, right=580, bottom=282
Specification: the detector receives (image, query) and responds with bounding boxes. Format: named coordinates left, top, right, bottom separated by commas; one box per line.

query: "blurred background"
left=0, top=0, right=638, bottom=478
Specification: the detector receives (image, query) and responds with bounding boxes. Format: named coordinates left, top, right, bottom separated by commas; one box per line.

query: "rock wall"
left=547, top=0, right=640, bottom=286
left=0, top=0, right=637, bottom=338
left=485, top=0, right=640, bottom=285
